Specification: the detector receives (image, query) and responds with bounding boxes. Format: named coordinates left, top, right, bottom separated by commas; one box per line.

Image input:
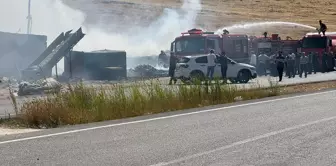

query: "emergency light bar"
left=181, top=28, right=215, bottom=36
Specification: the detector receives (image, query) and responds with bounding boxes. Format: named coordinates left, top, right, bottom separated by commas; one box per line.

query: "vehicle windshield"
left=302, top=37, right=327, bottom=48
left=175, top=37, right=206, bottom=54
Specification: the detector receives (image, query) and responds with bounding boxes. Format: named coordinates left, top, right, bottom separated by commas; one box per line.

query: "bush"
left=16, top=79, right=280, bottom=128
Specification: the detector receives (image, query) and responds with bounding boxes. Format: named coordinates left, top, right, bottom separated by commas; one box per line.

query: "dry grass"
left=10, top=80, right=280, bottom=128
left=3, top=79, right=335, bottom=129
left=65, top=0, right=336, bottom=39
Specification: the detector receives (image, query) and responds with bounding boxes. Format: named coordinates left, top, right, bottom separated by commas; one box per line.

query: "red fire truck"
left=169, top=28, right=250, bottom=63
left=250, top=33, right=299, bottom=56
left=299, top=32, right=336, bottom=55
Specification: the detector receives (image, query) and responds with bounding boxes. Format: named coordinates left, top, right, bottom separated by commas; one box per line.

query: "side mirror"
left=230, top=61, right=235, bottom=65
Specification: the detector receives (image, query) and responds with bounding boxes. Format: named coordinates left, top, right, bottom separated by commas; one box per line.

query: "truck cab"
left=300, top=32, right=336, bottom=56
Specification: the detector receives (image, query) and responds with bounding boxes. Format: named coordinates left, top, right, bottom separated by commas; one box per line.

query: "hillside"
left=64, top=0, right=336, bottom=39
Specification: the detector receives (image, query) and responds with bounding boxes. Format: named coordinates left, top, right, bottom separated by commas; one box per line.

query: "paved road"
left=1, top=72, right=336, bottom=117
left=1, top=89, right=336, bottom=165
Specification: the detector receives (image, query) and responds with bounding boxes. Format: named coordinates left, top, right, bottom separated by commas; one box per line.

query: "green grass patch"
left=10, top=79, right=282, bottom=128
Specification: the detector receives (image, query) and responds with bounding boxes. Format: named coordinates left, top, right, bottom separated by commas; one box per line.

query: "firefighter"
left=286, top=53, right=295, bottom=78
left=168, top=53, right=178, bottom=85
left=285, top=54, right=290, bottom=77
left=270, top=54, right=278, bottom=77
left=307, top=52, right=313, bottom=74
left=299, top=54, right=309, bottom=78
left=295, top=52, right=301, bottom=75
left=258, top=52, right=269, bottom=76
left=216, top=51, right=229, bottom=84
left=318, top=20, right=327, bottom=36
left=275, top=51, right=285, bottom=82
left=322, top=51, right=328, bottom=73
left=312, top=52, right=319, bottom=74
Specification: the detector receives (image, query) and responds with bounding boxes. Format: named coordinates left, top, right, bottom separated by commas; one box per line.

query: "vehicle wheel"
left=237, top=70, right=251, bottom=83
left=190, top=70, right=205, bottom=83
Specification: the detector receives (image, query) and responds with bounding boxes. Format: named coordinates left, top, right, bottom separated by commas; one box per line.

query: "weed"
left=15, top=79, right=283, bottom=128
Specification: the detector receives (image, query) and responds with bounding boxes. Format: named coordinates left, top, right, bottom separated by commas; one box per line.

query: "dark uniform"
left=216, top=51, right=229, bottom=84
left=275, top=52, right=285, bottom=82
left=319, top=20, right=327, bottom=36
left=286, top=54, right=295, bottom=78
left=295, top=53, right=301, bottom=75
left=168, top=54, right=178, bottom=85
left=312, top=52, right=319, bottom=74
left=308, top=52, right=313, bottom=74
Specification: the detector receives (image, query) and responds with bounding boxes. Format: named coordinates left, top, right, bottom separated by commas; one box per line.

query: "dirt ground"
left=64, top=0, right=336, bottom=39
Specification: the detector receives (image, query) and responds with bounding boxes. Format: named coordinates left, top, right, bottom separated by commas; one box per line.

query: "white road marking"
left=150, top=115, right=336, bottom=166
left=0, top=90, right=335, bottom=145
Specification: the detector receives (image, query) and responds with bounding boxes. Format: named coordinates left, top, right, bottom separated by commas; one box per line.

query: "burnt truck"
left=168, top=28, right=249, bottom=63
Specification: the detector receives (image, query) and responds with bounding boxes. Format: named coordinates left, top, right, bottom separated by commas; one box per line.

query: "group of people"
left=255, top=51, right=336, bottom=82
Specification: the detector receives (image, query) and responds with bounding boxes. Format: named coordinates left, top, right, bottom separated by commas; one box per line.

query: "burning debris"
left=18, top=78, right=61, bottom=96
left=128, top=64, right=168, bottom=78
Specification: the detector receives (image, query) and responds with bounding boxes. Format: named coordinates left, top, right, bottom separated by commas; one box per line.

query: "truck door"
left=232, top=39, right=246, bottom=62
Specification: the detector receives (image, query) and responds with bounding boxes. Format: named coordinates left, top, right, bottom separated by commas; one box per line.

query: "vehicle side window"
left=233, top=40, right=243, bottom=52
left=195, top=56, right=208, bottom=63
left=207, top=39, right=215, bottom=50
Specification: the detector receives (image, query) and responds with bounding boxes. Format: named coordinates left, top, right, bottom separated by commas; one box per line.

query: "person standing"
left=308, top=52, right=313, bottom=74
left=275, top=51, right=285, bottom=82
left=312, top=52, right=319, bottom=74
left=258, top=53, right=269, bottom=76
left=168, top=53, right=178, bottom=85
left=299, top=54, right=309, bottom=78
left=318, top=20, right=327, bottom=36
left=216, top=51, right=229, bottom=84
left=206, top=49, right=217, bottom=83
left=286, top=53, right=295, bottom=78
left=295, top=52, right=301, bottom=75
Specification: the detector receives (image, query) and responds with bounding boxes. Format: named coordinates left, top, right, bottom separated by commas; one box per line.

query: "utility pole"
left=27, top=0, right=32, bottom=34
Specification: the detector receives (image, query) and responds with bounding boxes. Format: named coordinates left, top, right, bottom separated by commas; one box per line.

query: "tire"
left=237, top=69, right=251, bottom=83
left=190, top=70, right=205, bottom=82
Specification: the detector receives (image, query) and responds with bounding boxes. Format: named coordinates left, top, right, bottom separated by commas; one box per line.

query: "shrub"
left=16, top=79, right=280, bottom=128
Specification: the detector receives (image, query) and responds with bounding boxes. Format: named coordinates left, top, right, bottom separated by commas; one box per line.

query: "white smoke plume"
left=0, top=0, right=202, bottom=74
left=0, top=0, right=202, bottom=56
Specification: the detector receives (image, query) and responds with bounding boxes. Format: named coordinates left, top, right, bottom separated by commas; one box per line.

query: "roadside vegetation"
left=2, top=79, right=336, bottom=128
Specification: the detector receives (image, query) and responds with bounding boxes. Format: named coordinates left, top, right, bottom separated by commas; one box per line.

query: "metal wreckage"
left=0, top=28, right=167, bottom=96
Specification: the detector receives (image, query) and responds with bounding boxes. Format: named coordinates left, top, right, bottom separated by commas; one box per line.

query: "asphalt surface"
left=1, top=72, right=336, bottom=117
left=1, top=89, right=336, bottom=165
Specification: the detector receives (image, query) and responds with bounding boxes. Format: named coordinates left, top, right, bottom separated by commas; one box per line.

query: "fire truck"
left=169, top=28, right=250, bottom=63
left=299, top=32, right=336, bottom=55
left=250, top=33, right=299, bottom=56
